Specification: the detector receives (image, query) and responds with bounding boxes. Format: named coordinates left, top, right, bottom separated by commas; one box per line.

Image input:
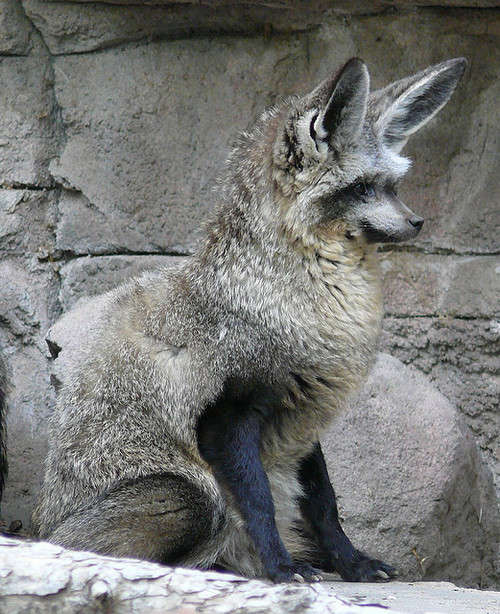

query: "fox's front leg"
left=298, top=442, right=397, bottom=582
left=197, top=394, right=321, bottom=583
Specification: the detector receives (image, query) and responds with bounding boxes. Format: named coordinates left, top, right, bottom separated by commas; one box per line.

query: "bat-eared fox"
left=34, top=56, right=466, bottom=583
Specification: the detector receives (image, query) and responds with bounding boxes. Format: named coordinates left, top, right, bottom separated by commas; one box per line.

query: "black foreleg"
left=298, top=441, right=397, bottom=582
left=198, top=392, right=320, bottom=583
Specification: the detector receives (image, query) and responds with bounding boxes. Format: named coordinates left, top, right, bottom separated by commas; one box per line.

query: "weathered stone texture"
left=50, top=35, right=312, bottom=254
left=0, top=259, right=59, bottom=529
left=0, top=0, right=33, bottom=55
left=58, top=255, right=181, bottom=311
left=0, top=46, right=60, bottom=187
left=28, top=1, right=500, bottom=57
left=380, top=253, right=500, bottom=318
left=0, top=189, right=58, bottom=258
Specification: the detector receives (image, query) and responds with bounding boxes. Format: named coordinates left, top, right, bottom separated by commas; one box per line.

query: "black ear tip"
left=344, top=57, right=368, bottom=73
left=457, top=57, right=467, bottom=74
left=446, top=57, right=468, bottom=78
left=346, top=56, right=366, bottom=67
left=340, top=57, right=370, bottom=86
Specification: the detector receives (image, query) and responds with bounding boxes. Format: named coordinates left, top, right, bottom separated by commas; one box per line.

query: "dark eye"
left=353, top=182, right=376, bottom=198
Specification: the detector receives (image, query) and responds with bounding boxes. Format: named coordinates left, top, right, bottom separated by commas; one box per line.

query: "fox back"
left=34, top=57, right=465, bottom=583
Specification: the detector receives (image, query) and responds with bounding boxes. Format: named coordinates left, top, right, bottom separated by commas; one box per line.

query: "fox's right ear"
left=309, top=58, right=370, bottom=152
left=370, top=58, right=467, bottom=153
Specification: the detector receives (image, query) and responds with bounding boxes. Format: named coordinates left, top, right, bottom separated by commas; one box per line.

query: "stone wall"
left=0, top=0, right=498, bottom=584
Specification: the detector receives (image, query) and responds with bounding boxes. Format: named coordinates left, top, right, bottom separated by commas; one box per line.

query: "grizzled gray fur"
left=34, top=57, right=466, bottom=583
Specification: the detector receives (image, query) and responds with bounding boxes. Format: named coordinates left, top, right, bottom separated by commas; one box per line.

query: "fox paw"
left=341, top=554, right=398, bottom=582
left=269, top=562, right=323, bottom=584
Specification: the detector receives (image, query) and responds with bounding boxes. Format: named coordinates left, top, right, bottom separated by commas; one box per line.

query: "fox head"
left=264, top=57, right=466, bottom=247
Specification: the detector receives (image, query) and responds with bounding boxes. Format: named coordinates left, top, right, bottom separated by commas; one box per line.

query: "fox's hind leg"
left=47, top=472, right=225, bottom=567
left=298, top=442, right=397, bottom=582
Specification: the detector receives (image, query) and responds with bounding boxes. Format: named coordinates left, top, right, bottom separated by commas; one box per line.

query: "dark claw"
left=342, top=555, right=398, bottom=582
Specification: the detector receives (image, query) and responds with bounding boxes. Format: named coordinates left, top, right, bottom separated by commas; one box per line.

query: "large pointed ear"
left=370, top=58, right=467, bottom=152
left=310, top=57, right=370, bottom=151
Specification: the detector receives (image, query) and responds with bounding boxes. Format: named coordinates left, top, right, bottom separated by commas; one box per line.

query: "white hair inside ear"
left=372, top=58, right=467, bottom=153
left=296, top=109, right=329, bottom=159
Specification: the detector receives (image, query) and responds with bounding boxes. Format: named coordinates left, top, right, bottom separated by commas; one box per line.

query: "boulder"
left=323, top=353, right=499, bottom=587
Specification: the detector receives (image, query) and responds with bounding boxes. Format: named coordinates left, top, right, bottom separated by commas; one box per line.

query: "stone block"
left=22, top=1, right=384, bottom=56
left=0, top=50, right=59, bottom=187
left=0, top=189, right=58, bottom=258
left=380, top=253, right=500, bottom=319
left=323, top=353, right=499, bottom=587
left=51, top=36, right=310, bottom=254
left=0, top=260, right=60, bottom=530
left=0, top=345, right=54, bottom=531
left=58, top=254, right=183, bottom=311
left=23, top=2, right=500, bottom=57
left=0, top=0, right=33, bottom=55
left=0, top=260, right=59, bottom=343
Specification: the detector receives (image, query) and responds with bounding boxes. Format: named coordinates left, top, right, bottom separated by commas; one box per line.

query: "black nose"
left=409, top=216, right=424, bottom=229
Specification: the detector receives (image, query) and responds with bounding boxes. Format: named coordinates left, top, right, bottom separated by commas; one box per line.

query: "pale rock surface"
left=1, top=535, right=499, bottom=614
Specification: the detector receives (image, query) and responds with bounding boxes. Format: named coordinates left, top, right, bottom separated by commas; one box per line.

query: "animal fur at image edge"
left=0, top=357, right=7, bottom=503
left=33, top=57, right=466, bottom=583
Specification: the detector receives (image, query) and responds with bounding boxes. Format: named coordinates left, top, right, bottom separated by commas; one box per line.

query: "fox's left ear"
left=309, top=57, right=370, bottom=151
left=370, top=58, right=467, bottom=153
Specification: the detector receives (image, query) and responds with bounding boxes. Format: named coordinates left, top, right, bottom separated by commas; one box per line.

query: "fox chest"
left=285, top=255, right=383, bottom=423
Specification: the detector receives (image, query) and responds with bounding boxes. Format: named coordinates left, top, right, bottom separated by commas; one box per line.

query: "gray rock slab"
left=0, top=0, right=33, bottom=55
left=22, top=0, right=331, bottom=55
left=0, top=189, right=58, bottom=258
left=323, top=353, right=499, bottom=588
left=23, top=1, right=500, bottom=57
left=0, top=345, right=54, bottom=531
left=51, top=35, right=311, bottom=254
left=0, top=259, right=59, bottom=343
left=0, top=49, right=59, bottom=187
left=380, top=253, right=500, bottom=319
left=58, top=254, right=183, bottom=311
left=0, top=259, right=60, bottom=530
left=325, top=579, right=500, bottom=614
